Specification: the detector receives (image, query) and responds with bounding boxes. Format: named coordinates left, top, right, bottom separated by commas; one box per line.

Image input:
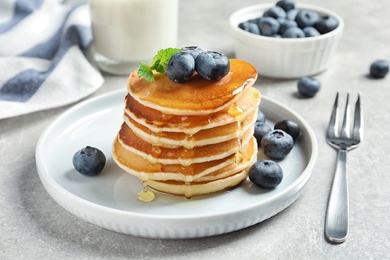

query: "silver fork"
left=325, top=92, right=363, bottom=243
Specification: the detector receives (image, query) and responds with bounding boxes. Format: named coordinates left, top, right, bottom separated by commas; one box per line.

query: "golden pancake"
left=124, top=107, right=258, bottom=149
left=117, top=121, right=254, bottom=165
left=147, top=170, right=248, bottom=197
left=112, top=136, right=257, bottom=182
left=125, top=86, right=261, bottom=135
left=127, top=59, right=258, bottom=115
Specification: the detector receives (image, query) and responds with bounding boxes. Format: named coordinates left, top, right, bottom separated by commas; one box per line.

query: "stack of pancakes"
left=112, top=59, right=261, bottom=198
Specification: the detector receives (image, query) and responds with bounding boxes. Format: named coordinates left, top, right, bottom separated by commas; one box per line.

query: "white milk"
left=88, top=0, right=178, bottom=73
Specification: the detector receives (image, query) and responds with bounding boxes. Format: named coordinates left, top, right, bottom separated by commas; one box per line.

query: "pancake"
left=117, top=121, right=254, bottom=165
left=127, top=59, right=258, bottom=115
left=112, top=58, right=261, bottom=199
left=124, top=107, right=258, bottom=149
left=112, top=135, right=257, bottom=182
left=125, top=86, right=261, bottom=135
left=147, top=170, right=248, bottom=197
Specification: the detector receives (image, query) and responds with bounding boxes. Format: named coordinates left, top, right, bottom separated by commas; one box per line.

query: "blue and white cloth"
left=0, top=0, right=104, bottom=119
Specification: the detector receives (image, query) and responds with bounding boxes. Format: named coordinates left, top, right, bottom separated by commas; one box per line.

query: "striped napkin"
left=0, top=0, right=104, bottom=120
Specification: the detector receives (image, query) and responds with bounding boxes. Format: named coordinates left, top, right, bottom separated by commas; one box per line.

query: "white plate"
left=36, top=88, right=318, bottom=239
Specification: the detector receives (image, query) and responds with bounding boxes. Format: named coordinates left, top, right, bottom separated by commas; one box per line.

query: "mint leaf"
left=137, top=62, right=154, bottom=82
left=150, top=58, right=165, bottom=74
left=138, top=48, right=181, bottom=81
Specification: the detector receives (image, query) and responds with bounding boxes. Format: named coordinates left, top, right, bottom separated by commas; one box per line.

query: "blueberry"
left=238, top=21, right=260, bottom=35
left=259, top=17, right=280, bottom=36
left=297, top=76, right=321, bottom=97
left=249, top=160, right=283, bottom=189
left=369, top=60, right=389, bottom=78
left=282, top=27, right=305, bottom=38
left=73, top=146, right=106, bottom=176
left=238, top=22, right=246, bottom=30
left=274, top=119, right=300, bottom=141
left=279, top=19, right=298, bottom=35
left=277, top=17, right=287, bottom=24
left=314, top=16, right=339, bottom=34
left=263, top=6, right=286, bottom=20
left=195, top=51, right=230, bottom=81
left=295, top=10, right=320, bottom=28
left=303, top=26, right=320, bottom=37
left=256, top=110, right=266, bottom=124
left=276, top=0, right=296, bottom=12
left=286, top=9, right=299, bottom=21
left=166, top=52, right=195, bottom=83
left=254, top=121, right=272, bottom=144
left=261, top=130, right=294, bottom=159
left=181, top=46, right=204, bottom=59
left=248, top=17, right=261, bottom=24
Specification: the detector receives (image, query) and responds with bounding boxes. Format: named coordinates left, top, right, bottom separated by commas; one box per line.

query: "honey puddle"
left=137, top=181, right=156, bottom=202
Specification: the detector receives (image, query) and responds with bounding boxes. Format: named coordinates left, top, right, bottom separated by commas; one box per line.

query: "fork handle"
left=325, top=149, right=349, bottom=243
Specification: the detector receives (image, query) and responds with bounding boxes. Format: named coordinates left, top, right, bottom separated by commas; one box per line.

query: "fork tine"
left=327, top=92, right=339, bottom=138
left=352, top=93, right=363, bottom=142
left=340, top=93, right=351, bottom=139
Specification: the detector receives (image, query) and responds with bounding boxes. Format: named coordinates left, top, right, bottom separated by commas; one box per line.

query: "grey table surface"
left=1, top=0, right=390, bottom=259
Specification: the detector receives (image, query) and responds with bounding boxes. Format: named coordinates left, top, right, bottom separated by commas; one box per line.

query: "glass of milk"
left=88, top=0, right=179, bottom=75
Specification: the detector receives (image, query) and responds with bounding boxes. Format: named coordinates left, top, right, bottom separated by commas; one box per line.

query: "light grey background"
left=1, top=0, right=389, bottom=259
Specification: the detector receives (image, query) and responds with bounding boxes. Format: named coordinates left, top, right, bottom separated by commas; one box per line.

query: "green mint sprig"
left=138, top=48, right=181, bottom=82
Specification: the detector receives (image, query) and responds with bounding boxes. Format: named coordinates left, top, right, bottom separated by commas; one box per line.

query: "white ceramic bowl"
left=229, top=3, right=344, bottom=79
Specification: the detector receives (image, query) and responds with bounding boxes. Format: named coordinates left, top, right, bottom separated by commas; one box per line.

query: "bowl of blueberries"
left=229, top=0, right=344, bottom=78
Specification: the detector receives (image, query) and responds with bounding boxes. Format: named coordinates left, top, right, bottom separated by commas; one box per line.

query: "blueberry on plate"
left=314, top=16, right=339, bottom=34
left=259, top=17, right=280, bottom=36
left=276, top=0, right=296, bottom=12
left=73, top=146, right=106, bottom=176
left=369, top=60, right=389, bottom=78
left=249, top=160, right=283, bottom=189
left=274, top=119, right=300, bottom=142
left=303, top=26, right=320, bottom=37
left=263, top=6, right=287, bottom=20
left=295, top=9, right=320, bottom=28
left=181, top=46, right=204, bottom=59
left=297, top=76, right=321, bottom=97
left=282, top=27, right=305, bottom=38
left=166, top=52, right=195, bottom=83
left=195, top=51, right=230, bottom=81
left=254, top=121, right=272, bottom=145
left=261, top=129, right=294, bottom=159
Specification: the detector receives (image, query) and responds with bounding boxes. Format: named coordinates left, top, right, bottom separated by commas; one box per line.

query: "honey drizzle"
left=183, top=134, right=196, bottom=149
left=179, top=149, right=195, bottom=199
left=235, top=120, right=244, bottom=164
left=139, top=130, right=161, bottom=202
left=228, top=103, right=245, bottom=164
left=184, top=175, right=194, bottom=199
